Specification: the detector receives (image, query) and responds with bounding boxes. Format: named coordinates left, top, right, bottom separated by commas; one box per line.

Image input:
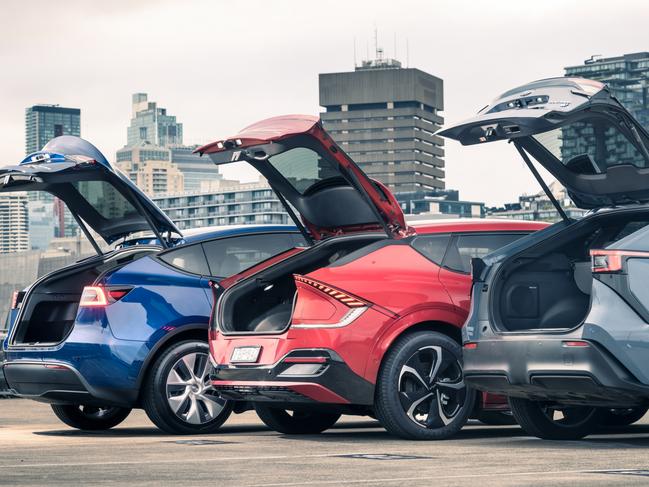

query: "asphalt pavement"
left=2, top=399, right=649, bottom=486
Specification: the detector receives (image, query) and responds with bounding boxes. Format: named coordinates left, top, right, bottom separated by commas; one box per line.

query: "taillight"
left=79, top=286, right=108, bottom=307
left=11, top=290, right=25, bottom=309
left=79, top=286, right=132, bottom=307
left=590, top=249, right=649, bottom=273
left=464, top=342, right=478, bottom=350
left=291, top=275, right=368, bottom=329
left=562, top=340, right=590, bottom=348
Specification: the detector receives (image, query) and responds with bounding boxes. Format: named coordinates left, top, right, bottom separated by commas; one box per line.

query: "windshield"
left=532, top=115, right=649, bottom=175
left=267, top=147, right=341, bottom=194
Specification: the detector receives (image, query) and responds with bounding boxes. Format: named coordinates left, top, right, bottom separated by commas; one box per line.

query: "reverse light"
left=79, top=286, right=108, bottom=307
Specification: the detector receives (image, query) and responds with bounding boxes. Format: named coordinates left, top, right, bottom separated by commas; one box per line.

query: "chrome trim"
left=291, top=306, right=368, bottom=329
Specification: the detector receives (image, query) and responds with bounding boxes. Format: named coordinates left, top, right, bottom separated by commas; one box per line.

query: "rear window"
left=73, top=180, right=140, bottom=220
left=533, top=116, right=649, bottom=174
left=267, top=147, right=340, bottom=194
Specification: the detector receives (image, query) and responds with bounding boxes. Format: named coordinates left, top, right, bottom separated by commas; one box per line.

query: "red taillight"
left=590, top=249, right=649, bottom=273
left=293, top=275, right=367, bottom=308
left=79, top=286, right=108, bottom=307
left=108, top=289, right=130, bottom=301
left=291, top=275, right=368, bottom=329
left=464, top=342, right=478, bottom=350
left=562, top=340, right=590, bottom=348
left=11, top=291, right=19, bottom=309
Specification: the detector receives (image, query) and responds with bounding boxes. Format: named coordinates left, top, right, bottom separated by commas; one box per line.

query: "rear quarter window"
left=444, top=233, right=529, bottom=274
left=410, top=235, right=451, bottom=265
left=159, top=244, right=208, bottom=275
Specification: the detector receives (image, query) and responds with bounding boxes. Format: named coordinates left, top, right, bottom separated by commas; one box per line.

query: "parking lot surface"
left=2, top=399, right=649, bottom=486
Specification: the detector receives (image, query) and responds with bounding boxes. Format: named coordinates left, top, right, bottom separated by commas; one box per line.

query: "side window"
left=410, top=235, right=450, bottom=265
left=202, top=233, right=296, bottom=277
left=159, top=244, right=208, bottom=275
left=444, top=233, right=527, bottom=274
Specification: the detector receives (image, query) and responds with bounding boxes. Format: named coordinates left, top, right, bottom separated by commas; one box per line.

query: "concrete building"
left=25, top=104, right=80, bottom=156
left=116, top=144, right=185, bottom=195
left=152, top=178, right=289, bottom=230
left=319, top=52, right=445, bottom=196
left=487, top=181, right=587, bottom=222
left=565, top=53, right=649, bottom=129
left=0, top=193, right=29, bottom=253
left=118, top=94, right=221, bottom=193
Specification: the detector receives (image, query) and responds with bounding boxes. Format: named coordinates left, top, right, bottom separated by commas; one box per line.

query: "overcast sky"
left=1, top=0, right=648, bottom=205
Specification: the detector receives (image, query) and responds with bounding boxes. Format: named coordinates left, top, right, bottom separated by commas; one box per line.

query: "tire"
left=509, top=397, right=604, bottom=440
left=374, top=331, right=476, bottom=440
left=600, top=406, right=648, bottom=427
left=477, top=411, right=517, bottom=426
left=51, top=404, right=131, bottom=431
left=142, top=340, right=232, bottom=434
left=254, top=404, right=341, bottom=434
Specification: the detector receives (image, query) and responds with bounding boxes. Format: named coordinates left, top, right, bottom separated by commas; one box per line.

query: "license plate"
left=230, top=346, right=261, bottom=363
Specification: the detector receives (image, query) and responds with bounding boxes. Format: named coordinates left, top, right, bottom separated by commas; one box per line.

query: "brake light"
left=590, top=249, right=649, bottom=273
left=293, top=275, right=367, bottom=308
left=464, top=342, right=478, bottom=350
left=562, top=340, right=590, bottom=348
left=79, top=286, right=108, bottom=307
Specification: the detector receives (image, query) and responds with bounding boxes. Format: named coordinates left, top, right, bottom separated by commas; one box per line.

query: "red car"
left=198, top=115, right=547, bottom=439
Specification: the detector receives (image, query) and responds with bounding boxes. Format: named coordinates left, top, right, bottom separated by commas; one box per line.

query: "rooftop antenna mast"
left=406, top=38, right=410, bottom=67
left=353, top=37, right=357, bottom=67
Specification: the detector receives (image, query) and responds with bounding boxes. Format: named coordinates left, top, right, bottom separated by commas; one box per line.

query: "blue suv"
left=1, top=136, right=303, bottom=434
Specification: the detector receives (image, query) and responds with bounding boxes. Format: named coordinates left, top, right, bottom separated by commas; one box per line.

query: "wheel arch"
left=134, top=324, right=208, bottom=403
left=366, top=310, right=463, bottom=385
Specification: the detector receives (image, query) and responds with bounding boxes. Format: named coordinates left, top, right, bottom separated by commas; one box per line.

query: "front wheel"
left=254, top=405, right=341, bottom=434
left=51, top=404, right=131, bottom=430
left=509, top=397, right=604, bottom=440
left=374, top=331, right=475, bottom=440
left=142, top=340, right=232, bottom=434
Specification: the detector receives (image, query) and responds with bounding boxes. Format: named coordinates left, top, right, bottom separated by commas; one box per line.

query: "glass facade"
left=565, top=53, right=649, bottom=131
left=25, top=105, right=81, bottom=155
left=126, top=93, right=183, bottom=147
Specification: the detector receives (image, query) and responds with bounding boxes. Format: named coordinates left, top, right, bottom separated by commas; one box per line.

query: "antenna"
left=374, top=26, right=378, bottom=58
left=353, top=37, right=357, bottom=67
left=406, top=38, right=410, bottom=67
left=394, top=32, right=397, bottom=60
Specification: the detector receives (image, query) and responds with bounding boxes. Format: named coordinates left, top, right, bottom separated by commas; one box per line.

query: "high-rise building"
left=565, top=53, right=649, bottom=129
left=152, top=178, right=289, bottom=230
left=319, top=52, right=445, bottom=196
left=24, top=104, right=81, bottom=238
left=0, top=193, right=29, bottom=253
left=25, top=104, right=81, bottom=155
left=116, top=144, right=185, bottom=195
left=118, top=94, right=221, bottom=193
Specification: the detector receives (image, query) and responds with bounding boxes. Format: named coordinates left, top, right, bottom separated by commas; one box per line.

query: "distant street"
left=2, top=399, right=649, bottom=486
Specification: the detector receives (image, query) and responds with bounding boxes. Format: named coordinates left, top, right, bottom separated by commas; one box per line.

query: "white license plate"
left=230, top=346, right=261, bottom=363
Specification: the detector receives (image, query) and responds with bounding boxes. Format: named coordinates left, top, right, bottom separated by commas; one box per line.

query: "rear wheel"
left=374, top=331, right=475, bottom=440
left=142, top=340, right=232, bottom=434
left=509, top=397, right=604, bottom=440
left=600, top=407, right=648, bottom=427
left=254, top=405, right=341, bottom=434
left=51, top=404, right=131, bottom=430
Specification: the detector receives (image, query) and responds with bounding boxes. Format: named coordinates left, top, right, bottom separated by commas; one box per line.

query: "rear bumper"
left=464, top=337, right=649, bottom=407
left=2, top=361, right=137, bottom=407
left=211, top=349, right=374, bottom=405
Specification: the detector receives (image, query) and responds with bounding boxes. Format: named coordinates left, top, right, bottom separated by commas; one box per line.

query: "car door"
left=439, top=233, right=532, bottom=315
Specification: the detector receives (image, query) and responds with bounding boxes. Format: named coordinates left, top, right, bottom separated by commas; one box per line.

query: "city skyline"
left=2, top=0, right=648, bottom=205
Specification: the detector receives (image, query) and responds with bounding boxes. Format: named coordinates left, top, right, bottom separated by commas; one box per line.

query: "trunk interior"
left=219, top=234, right=386, bottom=334
left=10, top=248, right=157, bottom=346
left=495, top=210, right=649, bottom=332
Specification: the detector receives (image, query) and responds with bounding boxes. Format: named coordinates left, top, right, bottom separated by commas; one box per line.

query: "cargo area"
left=9, top=248, right=156, bottom=346
left=217, top=234, right=385, bottom=334
left=495, top=211, right=649, bottom=332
